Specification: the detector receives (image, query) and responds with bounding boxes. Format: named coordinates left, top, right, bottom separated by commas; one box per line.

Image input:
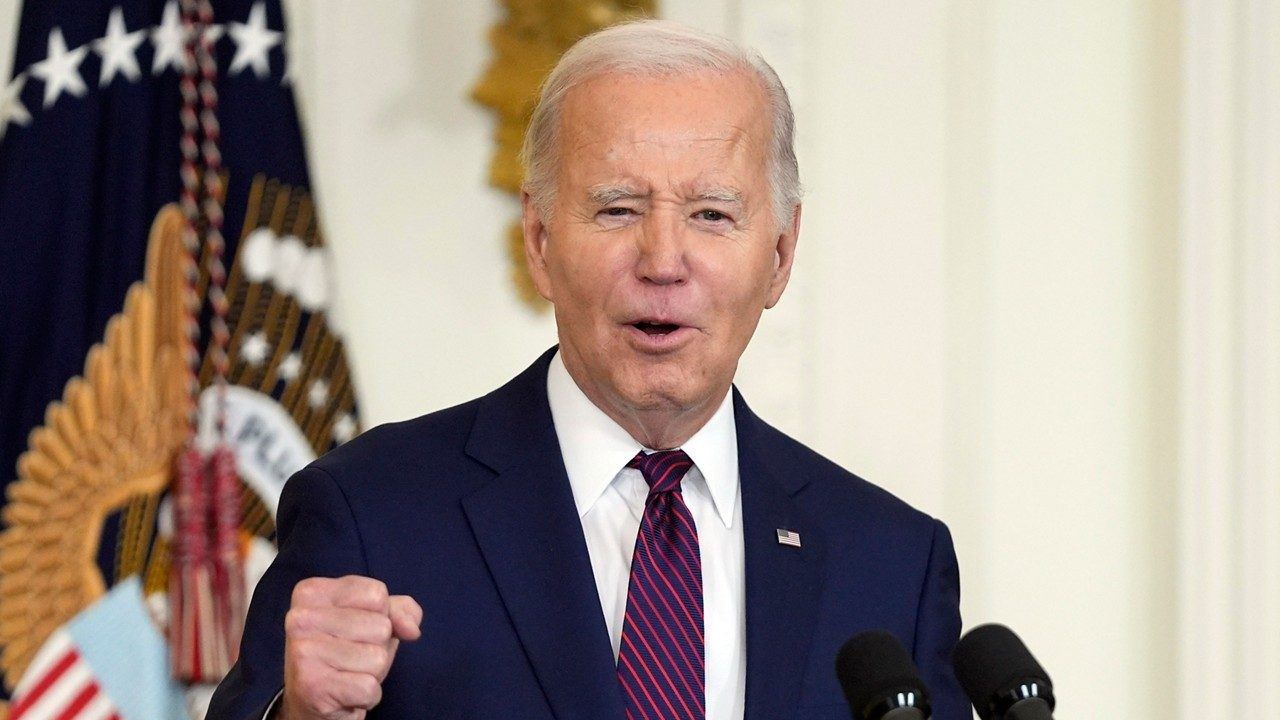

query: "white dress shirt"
left=546, top=351, right=746, bottom=720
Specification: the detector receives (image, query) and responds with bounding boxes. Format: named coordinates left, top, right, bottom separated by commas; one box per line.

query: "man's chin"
left=610, top=377, right=710, bottom=416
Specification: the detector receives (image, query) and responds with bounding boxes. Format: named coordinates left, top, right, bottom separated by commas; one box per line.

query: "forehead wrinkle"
left=562, top=112, right=769, bottom=205
left=568, top=118, right=756, bottom=164
left=628, top=134, right=744, bottom=152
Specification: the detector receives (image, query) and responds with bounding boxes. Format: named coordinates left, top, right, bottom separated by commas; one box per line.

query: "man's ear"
left=521, top=191, right=555, bottom=303
left=764, top=203, right=801, bottom=309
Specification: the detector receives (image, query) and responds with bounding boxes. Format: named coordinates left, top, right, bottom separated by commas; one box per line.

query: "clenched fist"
left=280, top=576, right=423, bottom=720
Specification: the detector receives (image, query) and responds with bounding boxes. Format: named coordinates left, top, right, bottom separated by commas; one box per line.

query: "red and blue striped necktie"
left=617, top=449, right=705, bottom=720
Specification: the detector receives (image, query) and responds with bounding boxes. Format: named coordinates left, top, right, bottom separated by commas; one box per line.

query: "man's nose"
left=634, top=212, right=688, bottom=285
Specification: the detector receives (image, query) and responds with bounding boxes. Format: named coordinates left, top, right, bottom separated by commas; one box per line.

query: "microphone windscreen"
left=835, top=630, right=929, bottom=719
left=952, top=624, right=1052, bottom=720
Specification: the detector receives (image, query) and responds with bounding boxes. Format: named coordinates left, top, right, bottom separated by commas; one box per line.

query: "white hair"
left=520, top=19, right=802, bottom=230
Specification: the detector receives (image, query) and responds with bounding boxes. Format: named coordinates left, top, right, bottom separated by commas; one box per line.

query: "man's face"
left=523, top=69, right=799, bottom=424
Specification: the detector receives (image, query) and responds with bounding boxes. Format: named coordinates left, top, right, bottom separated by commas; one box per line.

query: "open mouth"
left=632, top=321, right=682, bottom=336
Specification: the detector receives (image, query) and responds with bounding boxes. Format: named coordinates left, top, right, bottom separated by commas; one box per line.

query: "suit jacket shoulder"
left=310, top=397, right=481, bottom=490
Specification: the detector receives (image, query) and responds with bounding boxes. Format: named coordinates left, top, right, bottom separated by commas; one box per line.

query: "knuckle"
left=375, top=615, right=393, bottom=640
left=284, top=607, right=311, bottom=634
left=365, top=580, right=389, bottom=606
left=388, top=595, right=412, bottom=618
left=292, top=577, right=323, bottom=606
left=290, top=637, right=318, bottom=664
left=357, top=673, right=382, bottom=703
left=291, top=581, right=310, bottom=606
left=341, top=576, right=388, bottom=607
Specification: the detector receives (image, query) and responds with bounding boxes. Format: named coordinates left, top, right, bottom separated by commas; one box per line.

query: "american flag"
left=0, top=0, right=314, bottom=495
left=9, top=632, right=121, bottom=720
left=7, top=579, right=184, bottom=720
left=1, top=0, right=357, bottom=709
left=776, top=528, right=802, bottom=548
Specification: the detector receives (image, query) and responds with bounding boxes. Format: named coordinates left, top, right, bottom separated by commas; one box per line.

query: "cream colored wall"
left=1176, top=0, right=1280, bottom=713
left=0, top=1, right=17, bottom=88
left=0, top=1, right=1190, bottom=716
left=940, top=4, right=1180, bottom=718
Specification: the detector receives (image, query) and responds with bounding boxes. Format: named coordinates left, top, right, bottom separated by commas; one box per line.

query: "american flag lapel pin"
left=776, top=528, right=802, bottom=548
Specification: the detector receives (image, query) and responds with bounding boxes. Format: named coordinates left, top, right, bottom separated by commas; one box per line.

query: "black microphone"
left=952, top=624, right=1056, bottom=720
left=835, top=630, right=932, bottom=720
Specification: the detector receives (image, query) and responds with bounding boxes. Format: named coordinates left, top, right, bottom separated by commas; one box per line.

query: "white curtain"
left=1177, top=0, right=1280, bottom=716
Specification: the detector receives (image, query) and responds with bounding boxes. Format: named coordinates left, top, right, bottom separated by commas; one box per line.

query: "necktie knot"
left=627, top=449, right=694, bottom=494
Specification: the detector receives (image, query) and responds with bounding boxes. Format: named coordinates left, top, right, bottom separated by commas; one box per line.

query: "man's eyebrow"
left=694, top=187, right=744, bottom=205
left=587, top=185, right=648, bottom=205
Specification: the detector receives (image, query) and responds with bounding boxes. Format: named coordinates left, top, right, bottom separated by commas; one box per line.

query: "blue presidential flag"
left=0, top=0, right=361, bottom=710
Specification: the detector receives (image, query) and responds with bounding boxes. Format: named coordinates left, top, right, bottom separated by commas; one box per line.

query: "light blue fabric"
left=67, top=577, right=187, bottom=720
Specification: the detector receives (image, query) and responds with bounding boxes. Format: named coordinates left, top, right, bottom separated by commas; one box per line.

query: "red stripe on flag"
left=53, top=680, right=100, bottom=720
left=9, top=647, right=79, bottom=718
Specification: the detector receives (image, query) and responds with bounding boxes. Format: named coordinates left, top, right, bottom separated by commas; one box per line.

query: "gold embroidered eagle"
left=0, top=177, right=360, bottom=705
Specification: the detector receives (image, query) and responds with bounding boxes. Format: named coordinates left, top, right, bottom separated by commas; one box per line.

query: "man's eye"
left=695, top=209, right=731, bottom=223
left=600, top=207, right=634, bottom=217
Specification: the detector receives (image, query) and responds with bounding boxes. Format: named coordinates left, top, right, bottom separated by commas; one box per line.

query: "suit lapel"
left=735, top=391, right=828, bottom=720
left=461, top=349, right=625, bottom=720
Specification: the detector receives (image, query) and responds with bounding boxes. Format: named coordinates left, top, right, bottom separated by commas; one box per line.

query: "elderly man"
left=209, top=19, right=966, bottom=720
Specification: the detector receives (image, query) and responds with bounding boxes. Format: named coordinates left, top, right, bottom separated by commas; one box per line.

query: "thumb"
left=388, top=595, right=423, bottom=641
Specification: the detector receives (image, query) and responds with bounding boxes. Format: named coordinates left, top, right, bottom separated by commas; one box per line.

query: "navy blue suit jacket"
left=208, top=349, right=967, bottom=719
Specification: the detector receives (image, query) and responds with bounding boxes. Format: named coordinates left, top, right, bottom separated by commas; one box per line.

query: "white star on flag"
left=307, top=380, right=329, bottom=409
left=29, top=27, right=88, bottom=108
left=228, top=2, right=282, bottom=78
left=277, top=352, right=302, bottom=382
left=0, top=75, right=31, bottom=140
left=203, top=24, right=225, bottom=45
left=239, top=331, right=270, bottom=366
left=93, top=8, right=146, bottom=86
left=332, top=414, right=357, bottom=444
left=150, top=1, right=186, bottom=75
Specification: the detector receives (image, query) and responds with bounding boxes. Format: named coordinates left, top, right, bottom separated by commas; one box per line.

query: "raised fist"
left=279, top=576, right=422, bottom=720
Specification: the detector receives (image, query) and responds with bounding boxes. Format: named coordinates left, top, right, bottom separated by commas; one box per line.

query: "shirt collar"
left=546, top=350, right=739, bottom=528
